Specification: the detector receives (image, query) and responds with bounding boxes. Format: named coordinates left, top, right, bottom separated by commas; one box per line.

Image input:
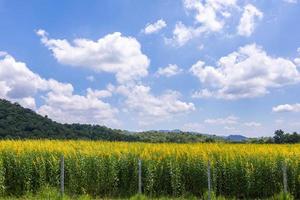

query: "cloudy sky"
left=0, top=0, right=300, bottom=137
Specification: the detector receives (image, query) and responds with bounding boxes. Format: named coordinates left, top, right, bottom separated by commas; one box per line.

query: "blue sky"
left=0, top=0, right=300, bottom=137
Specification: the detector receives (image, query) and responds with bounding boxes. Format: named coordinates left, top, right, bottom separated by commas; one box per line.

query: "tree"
left=289, top=132, right=300, bottom=143
left=274, top=129, right=285, bottom=144
left=273, top=130, right=300, bottom=144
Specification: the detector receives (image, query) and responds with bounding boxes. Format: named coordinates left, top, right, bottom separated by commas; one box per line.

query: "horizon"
left=0, top=98, right=283, bottom=139
left=1, top=0, right=300, bottom=137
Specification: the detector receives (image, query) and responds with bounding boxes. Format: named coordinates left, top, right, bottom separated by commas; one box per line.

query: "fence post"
left=282, top=160, right=288, bottom=194
left=138, top=159, right=142, bottom=194
left=207, top=160, right=211, bottom=200
left=60, top=155, right=64, bottom=198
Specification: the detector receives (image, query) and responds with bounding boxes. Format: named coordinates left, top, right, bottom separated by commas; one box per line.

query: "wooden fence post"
left=60, top=155, right=64, bottom=198
left=282, top=160, right=288, bottom=194
left=207, top=160, right=211, bottom=200
left=138, top=159, right=142, bottom=194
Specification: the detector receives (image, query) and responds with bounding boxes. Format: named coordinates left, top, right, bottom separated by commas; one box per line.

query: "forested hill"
left=0, top=99, right=136, bottom=140
left=0, top=99, right=220, bottom=142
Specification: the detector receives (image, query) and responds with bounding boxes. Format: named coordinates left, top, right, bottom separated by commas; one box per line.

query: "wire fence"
left=56, top=155, right=290, bottom=199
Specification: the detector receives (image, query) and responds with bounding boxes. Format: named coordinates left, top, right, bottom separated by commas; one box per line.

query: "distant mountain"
left=0, top=99, right=226, bottom=143
left=226, top=135, right=248, bottom=142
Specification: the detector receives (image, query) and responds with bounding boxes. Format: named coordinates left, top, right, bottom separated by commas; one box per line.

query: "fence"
left=57, top=156, right=290, bottom=199
left=0, top=152, right=298, bottom=198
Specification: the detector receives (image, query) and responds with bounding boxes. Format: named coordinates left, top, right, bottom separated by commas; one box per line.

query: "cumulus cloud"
left=156, top=64, right=183, bottom=77
left=183, top=0, right=237, bottom=32
left=294, top=48, right=300, bottom=66
left=168, top=0, right=237, bottom=46
left=143, top=19, right=167, bottom=34
left=237, top=4, right=263, bottom=37
left=1, top=50, right=191, bottom=127
left=0, top=52, right=118, bottom=126
left=115, top=84, right=195, bottom=125
left=36, top=29, right=150, bottom=83
left=36, top=30, right=197, bottom=125
left=38, top=87, right=118, bottom=125
left=166, top=22, right=205, bottom=46
left=272, top=103, right=300, bottom=112
left=190, top=44, right=300, bottom=99
left=0, top=52, right=47, bottom=109
left=17, top=97, right=37, bottom=110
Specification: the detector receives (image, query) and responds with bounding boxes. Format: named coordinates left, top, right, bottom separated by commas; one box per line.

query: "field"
left=0, top=140, right=299, bottom=199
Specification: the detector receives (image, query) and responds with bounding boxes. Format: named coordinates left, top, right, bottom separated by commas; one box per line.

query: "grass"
left=0, top=186, right=295, bottom=200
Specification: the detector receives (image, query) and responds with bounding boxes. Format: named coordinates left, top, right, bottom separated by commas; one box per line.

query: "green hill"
left=0, top=99, right=136, bottom=141
left=0, top=98, right=223, bottom=142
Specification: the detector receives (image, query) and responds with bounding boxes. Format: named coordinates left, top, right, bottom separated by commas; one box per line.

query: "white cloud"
left=37, top=30, right=150, bottom=83
left=0, top=52, right=47, bottom=109
left=38, top=87, right=118, bottom=125
left=17, top=97, right=37, bottom=110
left=237, top=4, right=263, bottom=37
left=244, top=122, right=261, bottom=127
left=37, top=30, right=195, bottom=125
left=168, top=0, right=237, bottom=45
left=0, top=52, right=118, bottom=126
left=284, top=0, right=297, bottom=3
left=156, top=64, right=183, bottom=77
left=86, top=75, right=95, bottom=82
left=0, top=51, right=7, bottom=56
left=116, top=84, right=195, bottom=125
left=34, top=29, right=195, bottom=126
left=183, top=0, right=237, bottom=32
left=294, top=48, right=300, bottom=66
left=87, top=88, right=112, bottom=98
left=166, top=22, right=205, bottom=46
left=191, top=44, right=300, bottom=99
left=272, top=103, right=300, bottom=112
left=143, top=19, right=167, bottom=34
left=204, top=115, right=238, bottom=125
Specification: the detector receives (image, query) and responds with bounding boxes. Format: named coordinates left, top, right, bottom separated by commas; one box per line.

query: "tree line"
left=249, top=129, right=300, bottom=144
left=0, top=99, right=299, bottom=144
left=0, top=99, right=220, bottom=142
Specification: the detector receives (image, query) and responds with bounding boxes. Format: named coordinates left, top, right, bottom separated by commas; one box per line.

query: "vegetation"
left=0, top=99, right=139, bottom=141
left=0, top=187, right=295, bottom=199
left=0, top=140, right=298, bottom=199
left=0, top=99, right=221, bottom=142
left=273, top=130, right=300, bottom=144
left=2, top=99, right=300, bottom=144
left=250, top=130, right=300, bottom=144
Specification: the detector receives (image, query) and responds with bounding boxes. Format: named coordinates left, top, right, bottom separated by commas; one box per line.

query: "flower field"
left=0, top=140, right=299, bottom=199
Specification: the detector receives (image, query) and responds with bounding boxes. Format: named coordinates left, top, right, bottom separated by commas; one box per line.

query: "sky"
left=0, top=0, right=300, bottom=137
